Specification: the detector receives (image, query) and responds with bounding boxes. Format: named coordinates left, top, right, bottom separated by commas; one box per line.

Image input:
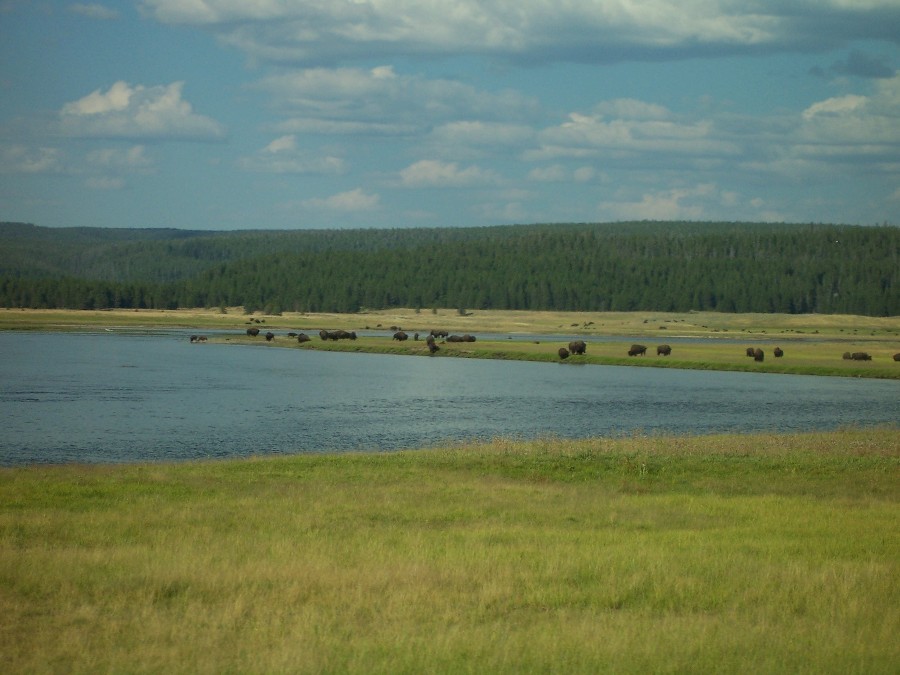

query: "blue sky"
left=1, top=1, right=899, bottom=230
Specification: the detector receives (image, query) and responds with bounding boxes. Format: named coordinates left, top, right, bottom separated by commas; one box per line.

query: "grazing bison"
left=265, top=332, right=275, bottom=342
left=773, top=347, right=784, bottom=358
left=430, top=329, right=449, bottom=338
left=894, top=353, right=900, bottom=362
left=568, top=340, right=587, bottom=355
left=843, top=352, right=852, bottom=360
left=628, top=344, right=647, bottom=356
left=319, top=329, right=357, bottom=341
left=558, top=347, right=570, bottom=360
left=851, top=352, right=872, bottom=361
left=427, top=341, right=440, bottom=354
left=447, top=334, right=477, bottom=343
left=247, top=327, right=260, bottom=337
left=189, top=335, right=199, bottom=343
left=393, top=331, right=409, bottom=341
left=746, top=347, right=756, bottom=358
left=297, top=333, right=311, bottom=343
left=753, top=348, right=764, bottom=362
left=657, top=344, right=671, bottom=356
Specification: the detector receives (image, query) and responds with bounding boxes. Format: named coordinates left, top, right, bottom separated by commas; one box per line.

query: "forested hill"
left=1, top=221, right=897, bottom=316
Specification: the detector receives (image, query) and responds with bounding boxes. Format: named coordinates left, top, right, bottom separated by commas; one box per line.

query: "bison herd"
left=215, top=328, right=900, bottom=365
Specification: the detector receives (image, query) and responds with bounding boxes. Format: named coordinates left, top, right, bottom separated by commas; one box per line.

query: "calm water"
left=1, top=331, right=897, bottom=465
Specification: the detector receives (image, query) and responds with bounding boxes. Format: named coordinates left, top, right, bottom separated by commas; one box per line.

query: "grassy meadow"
left=1, top=429, right=898, bottom=673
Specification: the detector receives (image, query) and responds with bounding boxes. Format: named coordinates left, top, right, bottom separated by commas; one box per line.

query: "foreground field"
left=1, top=429, right=898, bottom=673
left=4, top=307, right=900, bottom=378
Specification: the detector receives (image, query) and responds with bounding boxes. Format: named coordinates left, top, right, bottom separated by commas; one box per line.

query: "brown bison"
left=773, top=347, right=784, bottom=358
left=746, top=347, right=756, bottom=357
left=393, top=331, right=409, bottom=341
left=427, top=341, right=440, bottom=354
left=568, top=340, right=587, bottom=355
left=657, top=344, right=671, bottom=356
left=447, top=334, right=477, bottom=343
left=558, top=347, right=570, bottom=360
left=894, top=353, right=900, bottom=362
left=430, top=329, right=449, bottom=338
left=265, top=332, right=275, bottom=341
left=628, top=344, right=647, bottom=356
left=753, top=348, right=764, bottom=362
left=319, top=329, right=357, bottom=341
left=297, top=333, right=311, bottom=343
left=851, top=352, right=872, bottom=361
left=247, top=327, right=260, bottom=337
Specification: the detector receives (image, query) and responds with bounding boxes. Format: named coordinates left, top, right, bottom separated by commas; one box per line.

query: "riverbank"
left=3, top=307, right=899, bottom=378
left=1, top=428, right=897, bottom=673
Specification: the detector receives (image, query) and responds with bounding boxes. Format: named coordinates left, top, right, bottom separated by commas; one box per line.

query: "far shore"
left=3, top=307, right=899, bottom=379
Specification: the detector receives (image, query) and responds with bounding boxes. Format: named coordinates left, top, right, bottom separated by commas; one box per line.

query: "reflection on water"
left=1, top=331, right=897, bottom=465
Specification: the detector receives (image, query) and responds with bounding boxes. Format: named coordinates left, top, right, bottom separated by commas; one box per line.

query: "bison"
left=393, top=331, right=409, bottom=341
left=319, top=329, right=357, bottom=341
left=265, top=332, right=275, bottom=342
left=657, top=344, right=671, bottom=356
left=894, top=353, right=900, bottom=362
left=773, top=347, right=784, bottom=358
left=430, top=329, right=449, bottom=338
left=746, top=347, right=756, bottom=358
left=628, top=344, right=647, bottom=356
left=297, top=333, right=311, bottom=343
left=851, top=352, right=872, bottom=361
left=843, top=352, right=852, bottom=360
left=558, top=347, right=570, bottom=360
left=753, top=348, right=764, bottom=362
left=427, top=341, right=440, bottom=355
left=568, top=340, right=587, bottom=355
left=247, top=327, right=260, bottom=337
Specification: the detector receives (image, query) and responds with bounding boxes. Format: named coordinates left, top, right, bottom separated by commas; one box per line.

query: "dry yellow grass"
left=2, top=306, right=898, bottom=339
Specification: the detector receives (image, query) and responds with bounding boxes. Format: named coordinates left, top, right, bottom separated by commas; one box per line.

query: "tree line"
left=1, top=221, right=897, bottom=316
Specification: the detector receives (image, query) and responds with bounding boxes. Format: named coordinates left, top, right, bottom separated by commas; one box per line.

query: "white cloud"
left=264, top=135, right=297, bottom=153
left=256, top=67, right=536, bottom=130
left=601, top=184, right=718, bottom=221
left=59, top=81, right=226, bottom=140
left=304, top=188, right=380, bottom=212
left=85, top=145, right=152, bottom=170
left=529, top=106, right=739, bottom=161
left=802, top=94, right=868, bottom=119
left=85, top=176, right=125, bottom=190
left=141, top=1, right=900, bottom=65
left=527, top=164, right=568, bottom=182
left=399, top=159, right=501, bottom=188
left=69, top=3, right=119, bottom=20
left=0, top=145, right=64, bottom=174
left=237, top=136, right=346, bottom=174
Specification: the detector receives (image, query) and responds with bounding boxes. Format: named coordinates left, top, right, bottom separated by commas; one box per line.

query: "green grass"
left=224, top=334, right=900, bottom=379
left=1, top=429, right=898, bottom=673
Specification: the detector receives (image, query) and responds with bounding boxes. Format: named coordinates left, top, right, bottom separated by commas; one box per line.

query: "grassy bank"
left=224, top=333, right=900, bottom=379
left=4, top=307, right=900, bottom=378
left=1, top=429, right=898, bottom=673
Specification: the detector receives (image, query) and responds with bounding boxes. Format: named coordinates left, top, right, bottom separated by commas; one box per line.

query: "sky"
left=1, top=1, right=899, bottom=231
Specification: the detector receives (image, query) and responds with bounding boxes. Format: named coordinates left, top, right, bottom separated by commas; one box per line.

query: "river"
left=1, top=331, right=897, bottom=465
